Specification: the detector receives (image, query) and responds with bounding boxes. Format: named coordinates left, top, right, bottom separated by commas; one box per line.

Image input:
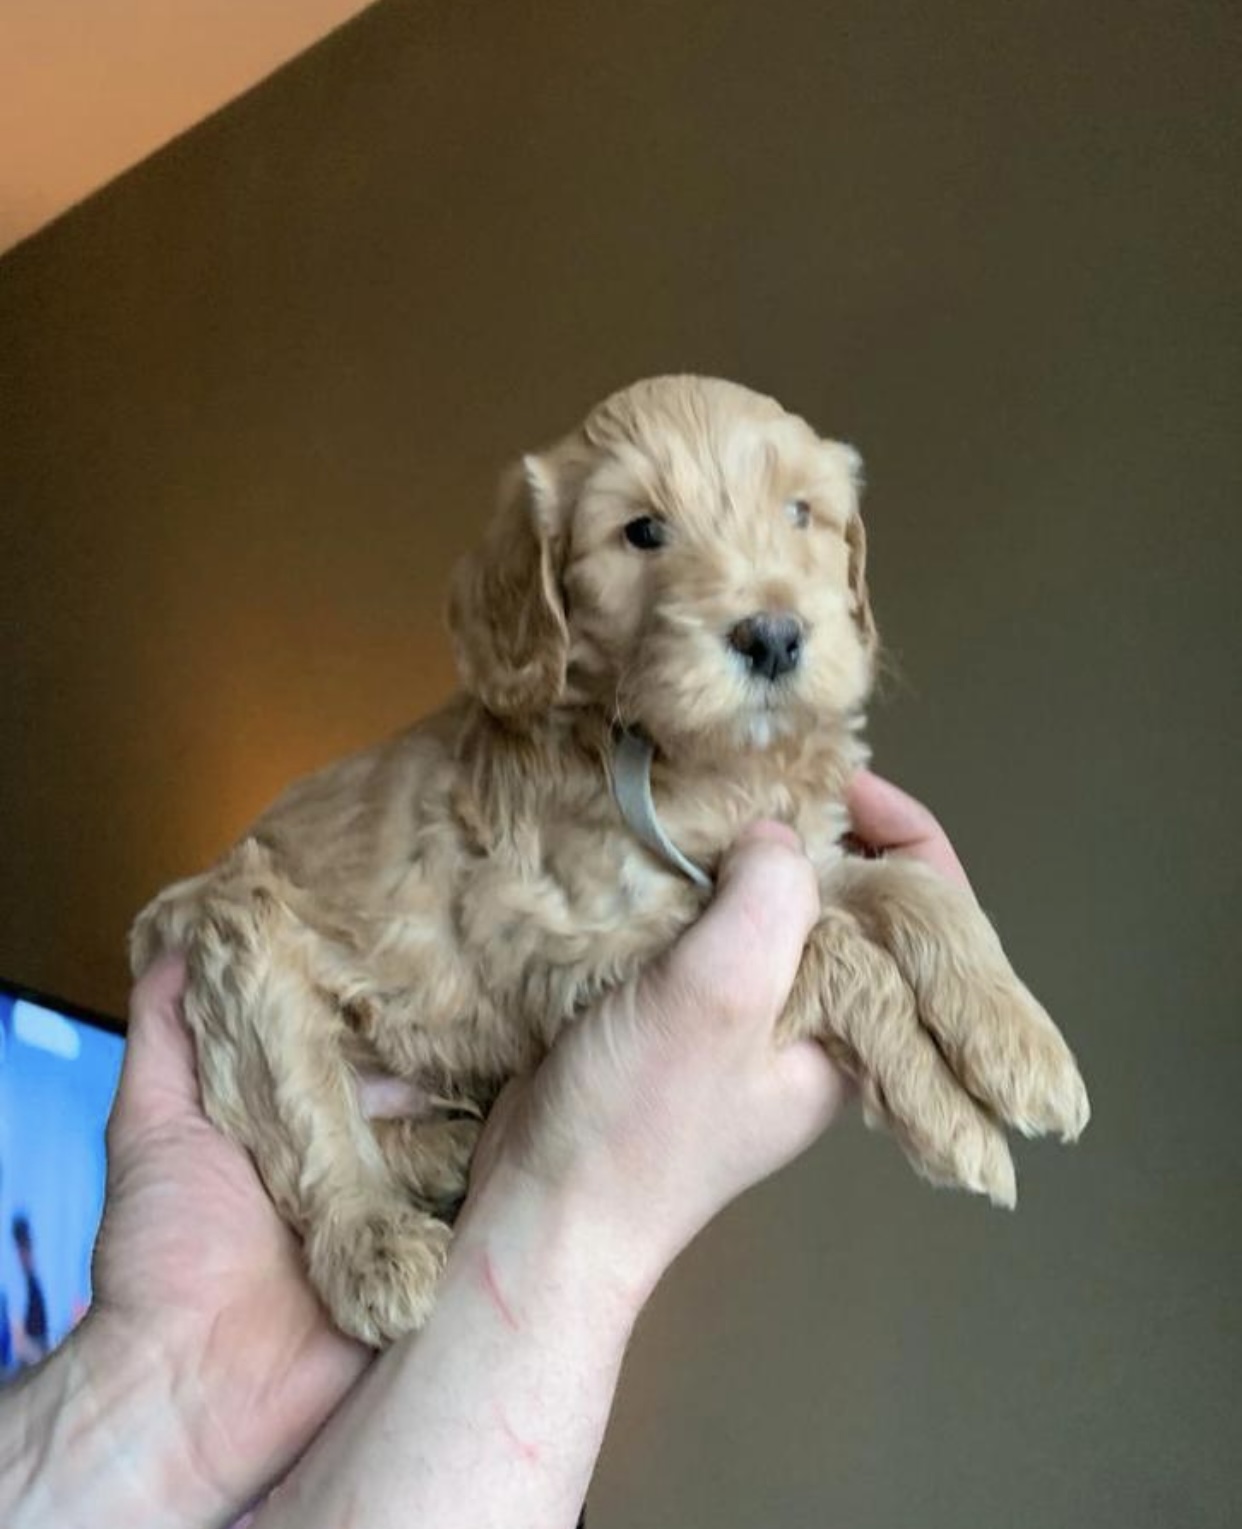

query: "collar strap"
left=609, top=729, right=714, bottom=891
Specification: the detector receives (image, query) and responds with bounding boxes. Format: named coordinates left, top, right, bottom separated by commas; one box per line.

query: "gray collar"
left=609, top=729, right=714, bottom=891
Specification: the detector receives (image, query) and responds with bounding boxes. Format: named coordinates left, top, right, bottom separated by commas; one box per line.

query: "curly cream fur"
left=131, top=376, right=1088, bottom=1345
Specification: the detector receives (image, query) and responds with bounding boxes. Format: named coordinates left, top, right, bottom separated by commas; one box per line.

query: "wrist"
left=252, top=1160, right=653, bottom=1529
left=453, top=1159, right=662, bottom=1329
left=1, top=1313, right=238, bottom=1529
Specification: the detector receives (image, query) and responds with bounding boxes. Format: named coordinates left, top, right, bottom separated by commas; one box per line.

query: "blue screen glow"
left=0, top=984, right=124, bottom=1380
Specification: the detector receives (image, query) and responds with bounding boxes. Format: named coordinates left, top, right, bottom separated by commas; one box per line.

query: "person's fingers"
left=845, top=770, right=972, bottom=890
left=111, top=954, right=201, bottom=1136
left=845, top=769, right=941, bottom=848
left=656, top=821, right=820, bottom=1027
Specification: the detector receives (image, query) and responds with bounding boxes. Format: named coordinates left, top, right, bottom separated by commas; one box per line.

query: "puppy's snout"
left=728, top=613, right=804, bottom=681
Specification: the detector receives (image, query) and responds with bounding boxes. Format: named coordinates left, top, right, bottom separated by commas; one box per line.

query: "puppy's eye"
left=785, top=498, right=812, bottom=529
left=624, top=516, right=668, bottom=551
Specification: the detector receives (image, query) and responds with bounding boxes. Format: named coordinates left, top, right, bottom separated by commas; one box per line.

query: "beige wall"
left=0, top=0, right=375, bottom=251
left=1, top=1, right=1238, bottom=1524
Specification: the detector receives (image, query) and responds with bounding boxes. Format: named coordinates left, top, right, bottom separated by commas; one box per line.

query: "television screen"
left=0, top=978, right=124, bottom=1382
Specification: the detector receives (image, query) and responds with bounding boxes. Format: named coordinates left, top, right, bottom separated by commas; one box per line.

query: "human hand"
left=844, top=768, right=973, bottom=891
left=466, top=822, right=852, bottom=1296
left=89, top=956, right=369, bottom=1517
left=240, top=828, right=852, bottom=1529
left=210, top=783, right=981, bottom=1529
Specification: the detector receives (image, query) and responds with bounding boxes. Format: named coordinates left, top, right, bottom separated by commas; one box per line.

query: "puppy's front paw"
left=951, top=978, right=1090, bottom=1143
left=310, top=1205, right=451, bottom=1346
left=814, top=1016, right=1017, bottom=1209
left=791, top=916, right=1021, bottom=1207
left=854, top=1058, right=1019, bottom=1209
left=873, top=876, right=1091, bottom=1152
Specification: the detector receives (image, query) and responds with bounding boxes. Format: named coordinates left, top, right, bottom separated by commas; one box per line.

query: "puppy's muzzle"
left=728, top=612, right=805, bottom=681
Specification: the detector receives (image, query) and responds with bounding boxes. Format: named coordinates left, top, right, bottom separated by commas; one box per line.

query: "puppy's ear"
left=448, top=448, right=579, bottom=723
left=833, top=444, right=878, bottom=658
left=846, top=511, right=878, bottom=657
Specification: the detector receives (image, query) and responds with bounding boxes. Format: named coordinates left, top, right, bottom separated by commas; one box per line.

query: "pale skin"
left=0, top=773, right=970, bottom=1529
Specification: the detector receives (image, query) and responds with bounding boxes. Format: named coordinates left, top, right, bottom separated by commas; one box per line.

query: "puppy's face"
left=450, top=376, right=877, bottom=758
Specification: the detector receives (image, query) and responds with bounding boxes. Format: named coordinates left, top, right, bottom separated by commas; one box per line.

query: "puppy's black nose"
left=728, top=613, right=804, bottom=681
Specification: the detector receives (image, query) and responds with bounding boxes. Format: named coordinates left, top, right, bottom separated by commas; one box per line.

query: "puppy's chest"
left=519, top=766, right=851, bottom=969
left=656, top=769, right=852, bottom=881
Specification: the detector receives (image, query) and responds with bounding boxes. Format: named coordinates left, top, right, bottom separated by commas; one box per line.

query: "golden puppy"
left=131, top=376, right=1089, bottom=1345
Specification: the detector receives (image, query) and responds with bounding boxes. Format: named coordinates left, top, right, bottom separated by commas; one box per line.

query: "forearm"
left=255, top=1168, right=650, bottom=1529
left=0, top=1317, right=234, bottom=1529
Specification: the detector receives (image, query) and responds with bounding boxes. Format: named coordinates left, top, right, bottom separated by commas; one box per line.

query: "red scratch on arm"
left=494, top=1402, right=543, bottom=1464
left=479, top=1247, right=521, bottom=1331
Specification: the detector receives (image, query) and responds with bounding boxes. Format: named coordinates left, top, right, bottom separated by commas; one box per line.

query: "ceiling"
left=0, top=0, right=375, bottom=253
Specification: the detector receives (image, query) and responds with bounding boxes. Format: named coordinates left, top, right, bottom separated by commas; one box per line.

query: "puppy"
left=131, top=376, right=1089, bottom=1346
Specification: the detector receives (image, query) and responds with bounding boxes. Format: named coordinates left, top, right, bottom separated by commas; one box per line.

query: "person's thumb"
left=655, top=822, right=820, bottom=1032
left=110, top=955, right=201, bottom=1140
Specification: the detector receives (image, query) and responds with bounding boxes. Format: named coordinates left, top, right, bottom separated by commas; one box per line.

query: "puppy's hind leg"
left=373, top=1115, right=482, bottom=1219
left=183, top=871, right=450, bottom=1346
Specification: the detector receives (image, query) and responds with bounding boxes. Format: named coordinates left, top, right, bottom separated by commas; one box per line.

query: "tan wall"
left=1, top=1, right=1238, bottom=1524
left=0, top=0, right=375, bottom=251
